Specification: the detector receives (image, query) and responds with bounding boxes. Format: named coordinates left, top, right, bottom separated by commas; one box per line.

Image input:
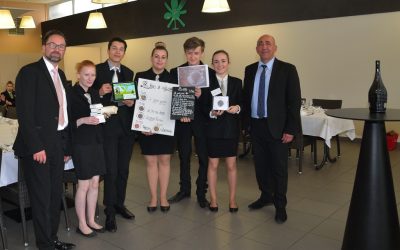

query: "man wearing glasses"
left=14, top=30, right=75, bottom=249
left=93, top=37, right=135, bottom=232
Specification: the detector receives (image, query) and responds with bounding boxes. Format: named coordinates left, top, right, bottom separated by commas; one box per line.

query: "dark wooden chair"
left=312, top=99, right=343, bottom=157
left=288, top=121, right=317, bottom=174
left=4, top=107, right=17, bottom=120
left=0, top=150, right=9, bottom=250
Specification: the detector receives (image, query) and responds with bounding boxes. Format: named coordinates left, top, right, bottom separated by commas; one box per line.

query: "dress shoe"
left=88, top=225, right=105, bottom=233
left=147, top=206, right=157, bottom=212
left=229, top=206, right=239, bottom=213
left=168, top=191, right=190, bottom=203
left=105, top=214, right=117, bottom=232
left=197, top=197, right=210, bottom=208
left=115, top=206, right=135, bottom=219
left=209, top=205, right=218, bottom=212
left=160, top=205, right=170, bottom=212
left=248, top=198, right=273, bottom=210
left=275, top=208, right=287, bottom=224
left=76, top=227, right=96, bottom=238
left=54, top=240, right=76, bottom=250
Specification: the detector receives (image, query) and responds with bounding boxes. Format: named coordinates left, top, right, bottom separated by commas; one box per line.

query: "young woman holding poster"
left=134, top=44, right=174, bottom=213
left=70, top=60, right=106, bottom=237
left=206, top=50, right=242, bottom=212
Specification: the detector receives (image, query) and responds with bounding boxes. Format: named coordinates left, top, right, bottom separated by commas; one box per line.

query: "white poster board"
left=131, top=78, right=176, bottom=136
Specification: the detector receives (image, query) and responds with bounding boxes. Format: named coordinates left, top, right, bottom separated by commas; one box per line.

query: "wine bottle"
left=368, top=60, right=387, bottom=113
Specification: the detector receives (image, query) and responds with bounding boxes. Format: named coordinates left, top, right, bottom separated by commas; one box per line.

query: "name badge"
left=211, top=88, right=222, bottom=96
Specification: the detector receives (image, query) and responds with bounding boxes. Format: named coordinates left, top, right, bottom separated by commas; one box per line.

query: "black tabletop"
left=326, top=108, right=400, bottom=122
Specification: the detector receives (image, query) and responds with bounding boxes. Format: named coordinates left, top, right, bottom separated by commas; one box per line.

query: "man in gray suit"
left=242, top=34, right=301, bottom=224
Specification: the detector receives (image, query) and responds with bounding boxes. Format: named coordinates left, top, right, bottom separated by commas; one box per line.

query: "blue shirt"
left=251, top=57, right=275, bottom=118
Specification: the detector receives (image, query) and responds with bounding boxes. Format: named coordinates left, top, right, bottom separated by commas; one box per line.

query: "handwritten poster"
left=170, top=87, right=195, bottom=119
left=131, top=78, right=175, bottom=136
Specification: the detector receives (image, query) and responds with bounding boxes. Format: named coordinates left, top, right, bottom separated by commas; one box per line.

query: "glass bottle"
left=368, top=60, right=387, bottom=113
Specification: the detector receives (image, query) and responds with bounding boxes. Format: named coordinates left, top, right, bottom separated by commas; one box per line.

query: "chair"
left=0, top=156, right=71, bottom=247
left=312, top=99, right=343, bottom=157
left=0, top=155, right=29, bottom=247
left=288, top=122, right=317, bottom=174
left=4, top=107, right=16, bottom=120
left=0, top=150, right=9, bottom=250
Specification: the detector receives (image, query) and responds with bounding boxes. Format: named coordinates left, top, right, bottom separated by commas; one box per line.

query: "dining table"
left=0, top=116, right=74, bottom=187
left=301, top=106, right=356, bottom=169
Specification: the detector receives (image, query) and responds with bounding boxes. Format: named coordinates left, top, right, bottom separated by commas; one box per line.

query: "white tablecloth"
left=301, top=108, right=356, bottom=147
left=0, top=116, right=18, bottom=152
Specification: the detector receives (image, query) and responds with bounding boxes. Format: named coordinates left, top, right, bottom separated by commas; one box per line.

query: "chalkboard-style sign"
left=170, top=87, right=195, bottom=120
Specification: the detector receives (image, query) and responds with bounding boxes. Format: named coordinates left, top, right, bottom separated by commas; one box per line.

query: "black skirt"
left=72, top=144, right=106, bottom=180
left=139, top=133, right=175, bottom=155
left=207, top=138, right=239, bottom=158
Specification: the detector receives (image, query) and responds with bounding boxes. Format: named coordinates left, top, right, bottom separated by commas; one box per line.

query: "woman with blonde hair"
left=70, top=60, right=106, bottom=236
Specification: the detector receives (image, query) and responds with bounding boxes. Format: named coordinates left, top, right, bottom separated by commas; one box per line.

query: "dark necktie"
left=257, top=65, right=267, bottom=118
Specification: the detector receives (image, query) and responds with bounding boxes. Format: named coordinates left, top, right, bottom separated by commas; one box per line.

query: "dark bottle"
left=368, top=60, right=387, bottom=113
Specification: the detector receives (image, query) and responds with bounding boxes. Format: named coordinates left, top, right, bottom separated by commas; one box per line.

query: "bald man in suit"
left=242, top=34, right=301, bottom=224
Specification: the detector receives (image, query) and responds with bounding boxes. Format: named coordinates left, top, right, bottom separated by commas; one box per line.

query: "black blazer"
left=92, top=61, right=135, bottom=136
left=13, top=58, right=71, bottom=157
left=242, top=58, right=301, bottom=139
left=206, top=75, right=242, bottom=139
left=169, top=62, right=217, bottom=123
left=69, top=84, right=103, bottom=145
left=1, top=90, right=16, bottom=107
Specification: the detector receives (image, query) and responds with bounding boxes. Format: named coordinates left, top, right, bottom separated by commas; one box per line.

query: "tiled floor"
left=2, top=139, right=400, bottom=249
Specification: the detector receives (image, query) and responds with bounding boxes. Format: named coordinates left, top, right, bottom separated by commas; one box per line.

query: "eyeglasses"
left=46, top=42, right=66, bottom=51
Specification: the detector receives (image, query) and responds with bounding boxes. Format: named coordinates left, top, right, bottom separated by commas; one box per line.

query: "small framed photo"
left=177, top=65, right=209, bottom=88
left=112, top=82, right=137, bottom=101
left=213, top=96, right=229, bottom=111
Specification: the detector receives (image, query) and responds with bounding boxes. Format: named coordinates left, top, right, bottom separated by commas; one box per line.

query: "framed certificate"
left=213, top=96, right=229, bottom=111
left=177, top=64, right=209, bottom=88
left=112, top=82, right=137, bottom=101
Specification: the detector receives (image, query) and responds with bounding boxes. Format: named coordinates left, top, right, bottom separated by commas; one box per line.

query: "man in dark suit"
left=92, top=37, right=135, bottom=232
left=14, top=30, right=75, bottom=250
left=242, top=34, right=301, bottom=224
left=1, top=81, right=16, bottom=107
left=168, top=37, right=215, bottom=208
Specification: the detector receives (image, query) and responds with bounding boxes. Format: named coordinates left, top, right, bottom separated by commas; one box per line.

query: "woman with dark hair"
left=134, top=45, right=174, bottom=213
left=206, top=50, right=242, bottom=212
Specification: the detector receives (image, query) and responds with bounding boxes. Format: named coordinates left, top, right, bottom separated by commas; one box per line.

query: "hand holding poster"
left=132, top=78, right=175, bottom=136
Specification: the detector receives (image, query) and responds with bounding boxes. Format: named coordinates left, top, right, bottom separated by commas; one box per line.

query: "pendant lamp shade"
left=92, top=0, right=128, bottom=3
left=19, top=16, right=36, bottom=29
left=86, top=12, right=107, bottom=29
left=0, top=10, right=16, bottom=29
left=202, top=0, right=230, bottom=13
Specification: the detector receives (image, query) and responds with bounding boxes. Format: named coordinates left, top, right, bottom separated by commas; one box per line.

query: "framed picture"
left=177, top=65, right=209, bottom=88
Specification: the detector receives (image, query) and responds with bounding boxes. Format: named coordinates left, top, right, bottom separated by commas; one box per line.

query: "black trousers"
left=175, top=120, right=208, bottom=198
left=102, top=127, right=135, bottom=215
left=250, top=118, right=288, bottom=208
left=21, top=132, right=65, bottom=250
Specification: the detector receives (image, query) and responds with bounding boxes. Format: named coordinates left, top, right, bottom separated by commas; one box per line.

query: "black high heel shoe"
left=229, top=206, right=239, bottom=213
left=147, top=206, right=157, bottom=212
left=160, top=205, right=170, bottom=212
left=209, top=205, right=218, bottom=212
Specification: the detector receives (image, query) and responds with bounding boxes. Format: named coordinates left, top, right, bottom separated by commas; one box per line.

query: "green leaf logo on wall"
left=164, top=0, right=187, bottom=31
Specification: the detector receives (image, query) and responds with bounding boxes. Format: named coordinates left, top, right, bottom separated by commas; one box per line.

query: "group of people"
left=13, top=29, right=301, bottom=250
